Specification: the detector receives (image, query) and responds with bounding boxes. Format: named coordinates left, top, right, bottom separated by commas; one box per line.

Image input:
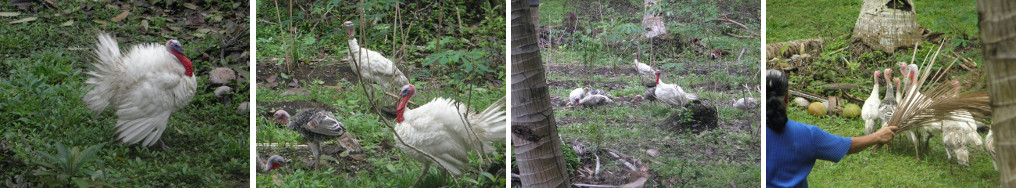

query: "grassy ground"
left=524, top=0, right=761, bottom=187
left=254, top=0, right=506, bottom=187
left=0, top=1, right=249, bottom=187
left=767, top=0, right=998, bottom=186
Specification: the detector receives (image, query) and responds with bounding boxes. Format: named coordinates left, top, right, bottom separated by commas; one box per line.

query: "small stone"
left=237, top=101, right=249, bottom=114
left=214, top=86, right=233, bottom=96
left=209, top=67, right=236, bottom=84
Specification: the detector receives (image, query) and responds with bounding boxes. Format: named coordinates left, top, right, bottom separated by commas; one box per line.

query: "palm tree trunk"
left=510, top=0, right=570, bottom=187
left=977, top=0, right=1016, bottom=187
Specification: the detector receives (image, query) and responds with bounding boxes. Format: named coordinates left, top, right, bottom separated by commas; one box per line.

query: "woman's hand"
left=848, top=126, right=900, bottom=154
left=872, top=126, right=899, bottom=143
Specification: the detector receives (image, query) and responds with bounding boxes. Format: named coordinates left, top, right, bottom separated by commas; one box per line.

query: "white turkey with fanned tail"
left=83, top=32, right=196, bottom=147
left=393, top=84, right=505, bottom=186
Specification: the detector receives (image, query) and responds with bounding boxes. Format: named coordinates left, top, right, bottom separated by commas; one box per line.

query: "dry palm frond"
left=884, top=42, right=992, bottom=132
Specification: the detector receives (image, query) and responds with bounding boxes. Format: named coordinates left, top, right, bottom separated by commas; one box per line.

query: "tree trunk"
left=510, top=0, right=570, bottom=187
left=977, top=0, right=1016, bottom=186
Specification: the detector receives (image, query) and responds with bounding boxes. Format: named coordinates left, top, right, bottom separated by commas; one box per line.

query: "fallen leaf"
left=8, top=17, right=36, bottom=24
left=646, top=149, right=659, bottom=157
left=60, top=20, right=73, bottom=26
left=183, top=3, right=199, bottom=10
left=93, top=20, right=108, bottom=26
left=0, top=12, right=20, bottom=17
left=281, top=88, right=308, bottom=96
left=140, top=19, right=149, bottom=31
left=111, top=9, right=129, bottom=22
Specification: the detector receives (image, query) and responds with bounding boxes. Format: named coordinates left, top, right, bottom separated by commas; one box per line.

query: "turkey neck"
left=396, top=96, right=409, bottom=123
left=655, top=74, right=661, bottom=85
left=347, top=30, right=359, bottom=55
left=170, top=50, right=194, bottom=77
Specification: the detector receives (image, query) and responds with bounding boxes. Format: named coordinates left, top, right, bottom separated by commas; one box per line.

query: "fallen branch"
left=711, top=17, right=759, bottom=36
left=724, top=33, right=757, bottom=39
left=736, top=48, right=746, bottom=62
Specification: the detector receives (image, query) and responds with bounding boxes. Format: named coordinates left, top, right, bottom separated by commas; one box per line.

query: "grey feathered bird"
left=258, top=155, right=287, bottom=173
left=274, top=108, right=347, bottom=169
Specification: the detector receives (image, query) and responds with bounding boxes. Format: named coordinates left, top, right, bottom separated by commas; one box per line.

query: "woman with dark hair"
left=766, top=69, right=898, bottom=187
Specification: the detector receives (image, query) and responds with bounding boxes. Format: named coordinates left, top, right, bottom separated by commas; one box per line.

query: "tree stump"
left=660, top=101, right=718, bottom=134
left=850, top=0, right=922, bottom=54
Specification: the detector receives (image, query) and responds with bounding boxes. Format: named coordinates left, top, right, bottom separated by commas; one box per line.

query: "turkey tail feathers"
left=83, top=32, right=125, bottom=113
left=473, top=96, right=506, bottom=142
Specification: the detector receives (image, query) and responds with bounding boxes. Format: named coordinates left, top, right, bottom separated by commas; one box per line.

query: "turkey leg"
left=412, top=164, right=429, bottom=187
left=309, top=142, right=321, bottom=170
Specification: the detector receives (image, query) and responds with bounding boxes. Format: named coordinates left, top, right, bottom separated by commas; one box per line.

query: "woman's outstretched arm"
left=847, top=126, right=899, bottom=154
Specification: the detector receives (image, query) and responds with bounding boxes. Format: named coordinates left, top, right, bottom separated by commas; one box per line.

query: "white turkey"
left=862, top=70, right=881, bottom=135
left=343, top=21, right=410, bottom=90
left=577, top=94, right=613, bottom=107
left=566, top=87, right=589, bottom=106
left=394, top=84, right=506, bottom=186
left=258, top=155, right=287, bottom=173
left=82, top=32, right=196, bottom=148
left=653, top=70, right=698, bottom=107
left=632, top=53, right=657, bottom=81
left=732, top=98, right=756, bottom=110
left=985, top=129, right=997, bottom=170
left=274, top=108, right=362, bottom=169
left=939, top=81, right=982, bottom=167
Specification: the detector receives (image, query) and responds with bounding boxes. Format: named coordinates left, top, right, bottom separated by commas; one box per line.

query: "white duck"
left=344, top=21, right=410, bottom=89
left=394, top=85, right=506, bottom=186
left=862, top=70, right=881, bottom=135
left=653, top=70, right=698, bottom=107
left=82, top=32, right=197, bottom=148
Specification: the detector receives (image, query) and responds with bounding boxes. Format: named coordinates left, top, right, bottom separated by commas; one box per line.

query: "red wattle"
left=171, top=51, right=194, bottom=77
left=396, top=97, right=409, bottom=123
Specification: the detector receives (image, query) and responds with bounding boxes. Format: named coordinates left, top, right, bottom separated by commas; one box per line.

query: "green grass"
left=531, top=0, right=760, bottom=187
left=0, top=1, right=249, bottom=187
left=254, top=0, right=506, bottom=187
left=787, top=108, right=999, bottom=187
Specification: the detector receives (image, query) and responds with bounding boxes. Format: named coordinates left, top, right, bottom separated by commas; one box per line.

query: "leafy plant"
left=33, top=142, right=111, bottom=188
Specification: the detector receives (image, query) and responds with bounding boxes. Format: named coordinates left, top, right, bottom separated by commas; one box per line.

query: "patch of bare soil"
left=260, top=101, right=336, bottom=122
left=256, top=59, right=357, bottom=88
left=257, top=143, right=376, bottom=174
left=659, top=101, right=718, bottom=134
